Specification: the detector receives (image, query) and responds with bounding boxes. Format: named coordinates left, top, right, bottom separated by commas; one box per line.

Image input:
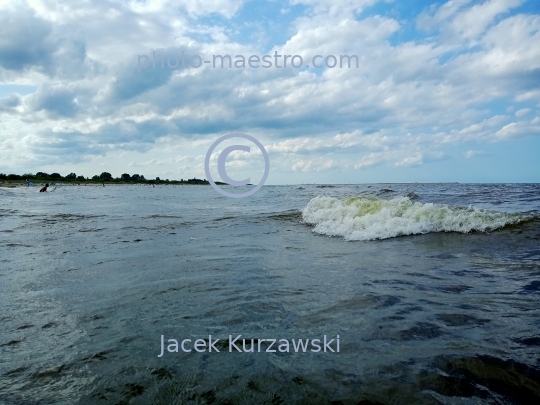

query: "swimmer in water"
left=39, top=183, right=49, bottom=192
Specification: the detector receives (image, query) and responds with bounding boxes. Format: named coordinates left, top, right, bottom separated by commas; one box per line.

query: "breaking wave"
left=302, top=196, right=530, bottom=241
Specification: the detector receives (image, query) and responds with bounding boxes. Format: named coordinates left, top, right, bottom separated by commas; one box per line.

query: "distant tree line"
left=0, top=172, right=223, bottom=185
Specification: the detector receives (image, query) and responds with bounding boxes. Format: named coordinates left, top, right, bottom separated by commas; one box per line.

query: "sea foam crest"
left=302, top=196, right=528, bottom=241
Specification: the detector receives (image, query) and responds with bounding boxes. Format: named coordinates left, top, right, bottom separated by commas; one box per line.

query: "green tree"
left=99, top=172, right=112, bottom=180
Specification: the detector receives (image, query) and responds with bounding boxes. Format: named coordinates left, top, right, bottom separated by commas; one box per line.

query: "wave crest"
left=301, top=196, right=529, bottom=241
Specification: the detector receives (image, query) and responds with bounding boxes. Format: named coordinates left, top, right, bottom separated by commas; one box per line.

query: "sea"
left=1, top=183, right=539, bottom=405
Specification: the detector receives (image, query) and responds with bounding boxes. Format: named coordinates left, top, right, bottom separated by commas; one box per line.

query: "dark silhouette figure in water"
left=39, top=183, right=49, bottom=192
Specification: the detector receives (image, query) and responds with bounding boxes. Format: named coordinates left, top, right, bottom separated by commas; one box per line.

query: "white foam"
left=301, top=196, right=528, bottom=241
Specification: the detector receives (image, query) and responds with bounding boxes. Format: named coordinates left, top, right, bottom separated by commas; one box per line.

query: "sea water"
left=1, top=183, right=539, bottom=404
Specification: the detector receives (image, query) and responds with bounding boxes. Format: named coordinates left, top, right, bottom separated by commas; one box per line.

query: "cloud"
left=515, top=108, right=531, bottom=117
left=495, top=118, right=540, bottom=139
left=395, top=152, right=423, bottom=167
left=291, top=0, right=379, bottom=17
left=0, top=94, right=22, bottom=113
left=292, top=157, right=337, bottom=172
left=128, top=0, right=245, bottom=18
left=27, top=83, right=81, bottom=117
left=417, top=0, right=524, bottom=41
left=0, top=2, right=54, bottom=71
left=0, top=0, right=539, bottom=181
left=464, top=149, right=487, bottom=158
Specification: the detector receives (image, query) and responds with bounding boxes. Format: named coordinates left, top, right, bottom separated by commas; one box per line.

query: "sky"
left=0, top=0, right=539, bottom=184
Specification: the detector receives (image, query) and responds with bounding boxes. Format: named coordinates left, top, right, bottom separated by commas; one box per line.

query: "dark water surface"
left=1, top=183, right=539, bottom=404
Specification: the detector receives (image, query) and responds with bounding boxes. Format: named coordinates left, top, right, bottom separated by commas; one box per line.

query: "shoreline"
left=0, top=182, right=214, bottom=187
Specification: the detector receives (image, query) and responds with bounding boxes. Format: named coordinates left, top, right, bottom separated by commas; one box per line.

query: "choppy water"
left=1, top=183, right=539, bottom=404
